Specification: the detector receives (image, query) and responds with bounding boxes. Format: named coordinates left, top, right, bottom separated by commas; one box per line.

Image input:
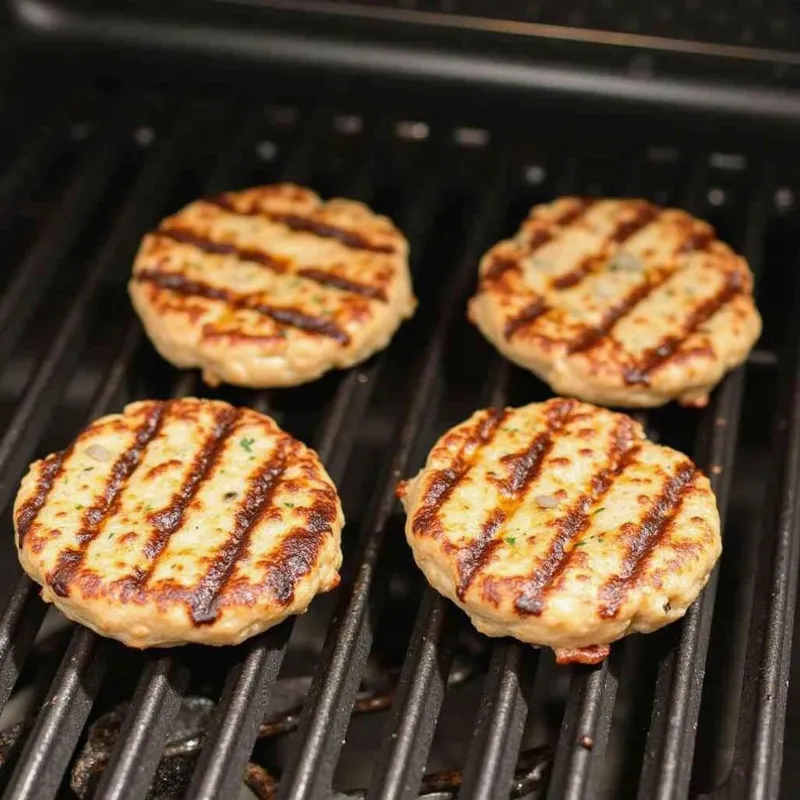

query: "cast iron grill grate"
left=0, top=77, right=796, bottom=800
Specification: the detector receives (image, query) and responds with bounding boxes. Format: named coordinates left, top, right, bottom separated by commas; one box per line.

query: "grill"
left=0, top=70, right=798, bottom=800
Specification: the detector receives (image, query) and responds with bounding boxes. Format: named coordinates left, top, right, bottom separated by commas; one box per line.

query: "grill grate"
left=0, top=77, right=797, bottom=800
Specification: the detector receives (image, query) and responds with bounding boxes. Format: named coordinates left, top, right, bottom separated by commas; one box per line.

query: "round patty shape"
left=468, top=197, right=762, bottom=408
left=14, top=398, right=343, bottom=648
left=129, top=183, right=415, bottom=388
left=398, top=399, right=721, bottom=664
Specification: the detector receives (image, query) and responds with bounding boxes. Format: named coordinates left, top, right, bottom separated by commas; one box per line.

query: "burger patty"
left=398, top=399, right=721, bottom=664
left=129, top=183, right=415, bottom=388
left=468, top=197, right=761, bottom=408
left=14, top=398, right=344, bottom=648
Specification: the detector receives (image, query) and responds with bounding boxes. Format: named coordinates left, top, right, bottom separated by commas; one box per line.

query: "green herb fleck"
left=593, top=507, right=605, bottom=515
left=240, top=437, right=255, bottom=453
left=107, top=532, right=113, bottom=539
left=505, top=536, right=517, bottom=546
left=285, top=502, right=295, bottom=508
left=574, top=540, right=588, bottom=548
left=75, top=503, right=84, bottom=510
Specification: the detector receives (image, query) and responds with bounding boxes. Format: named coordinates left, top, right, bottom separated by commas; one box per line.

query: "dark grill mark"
left=157, top=224, right=387, bottom=303
left=205, top=195, right=397, bottom=254
left=504, top=298, right=547, bottom=339
left=599, top=462, right=696, bottom=618
left=551, top=204, right=658, bottom=291
left=16, top=449, right=74, bottom=545
left=553, top=197, right=596, bottom=227
left=411, top=409, right=507, bottom=538
left=608, top=204, right=659, bottom=244
left=296, top=268, right=387, bottom=302
left=456, top=399, right=575, bottom=599
left=262, top=504, right=337, bottom=606
left=47, top=402, right=169, bottom=598
left=623, top=274, right=744, bottom=385
left=680, top=229, right=715, bottom=253
left=568, top=224, right=728, bottom=355
left=128, top=407, right=241, bottom=591
left=135, top=269, right=350, bottom=344
left=190, top=446, right=289, bottom=625
left=483, top=255, right=522, bottom=283
left=552, top=250, right=610, bottom=291
left=158, top=226, right=290, bottom=271
left=482, top=199, right=596, bottom=284
left=514, top=418, right=640, bottom=617
left=568, top=270, right=674, bottom=353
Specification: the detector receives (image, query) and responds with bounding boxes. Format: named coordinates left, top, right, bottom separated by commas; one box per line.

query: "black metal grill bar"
left=368, top=348, right=514, bottom=797
left=733, top=250, right=800, bottom=797
left=276, top=164, right=509, bottom=799
left=93, top=657, right=190, bottom=800
left=0, top=106, right=195, bottom=517
left=91, top=107, right=316, bottom=800
left=185, top=113, right=390, bottom=800
left=0, top=103, right=211, bottom=800
left=539, top=157, right=761, bottom=800
left=635, top=173, right=768, bottom=800
left=460, top=641, right=538, bottom=798
left=0, top=577, right=46, bottom=711
left=2, top=628, right=108, bottom=800
left=0, top=94, right=145, bottom=371
left=547, top=657, right=619, bottom=798
left=366, top=588, right=454, bottom=800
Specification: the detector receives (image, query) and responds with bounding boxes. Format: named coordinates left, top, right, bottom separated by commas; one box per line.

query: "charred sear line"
left=568, top=224, right=726, bottom=355
left=296, top=268, right=388, bottom=302
left=262, top=504, right=337, bottom=606
left=205, top=194, right=397, bottom=254
left=608, top=203, right=659, bottom=244
left=623, top=274, right=744, bottom=385
left=46, top=402, right=169, bottom=598
left=158, top=223, right=387, bottom=302
left=126, top=407, right=242, bottom=592
left=599, top=462, right=696, bottom=619
left=157, top=226, right=290, bottom=272
left=135, top=269, right=351, bottom=344
left=551, top=204, right=658, bottom=292
left=411, top=409, right=508, bottom=538
left=456, top=399, right=575, bottom=599
left=16, top=449, right=70, bottom=545
left=504, top=298, right=547, bottom=339
left=514, top=418, right=640, bottom=617
left=568, top=269, right=673, bottom=353
left=190, top=445, right=289, bottom=625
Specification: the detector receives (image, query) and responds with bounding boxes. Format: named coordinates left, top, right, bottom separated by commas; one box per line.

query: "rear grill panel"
left=0, top=79, right=796, bottom=799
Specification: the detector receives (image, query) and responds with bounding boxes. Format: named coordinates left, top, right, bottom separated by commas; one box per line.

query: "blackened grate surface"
left=0, top=75, right=797, bottom=800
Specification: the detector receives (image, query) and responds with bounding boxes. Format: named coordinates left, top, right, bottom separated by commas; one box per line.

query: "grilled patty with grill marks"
left=397, top=399, right=720, bottom=664
left=129, top=183, right=415, bottom=388
left=468, top=197, right=761, bottom=408
left=14, top=398, right=344, bottom=648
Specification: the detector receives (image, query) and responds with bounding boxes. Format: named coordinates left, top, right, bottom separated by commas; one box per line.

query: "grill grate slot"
left=0, top=80, right=794, bottom=800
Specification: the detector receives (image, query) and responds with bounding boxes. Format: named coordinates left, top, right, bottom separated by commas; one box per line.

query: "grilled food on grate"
left=13, top=398, right=343, bottom=648
left=468, top=197, right=761, bottom=408
left=129, top=183, right=415, bottom=388
left=397, top=399, right=721, bottom=664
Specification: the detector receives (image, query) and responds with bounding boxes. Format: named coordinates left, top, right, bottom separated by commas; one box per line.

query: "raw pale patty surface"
left=398, top=399, right=721, bottom=664
left=129, top=183, right=415, bottom=388
left=468, top=197, right=762, bottom=408
left=14, top=398, right=343, bottom=648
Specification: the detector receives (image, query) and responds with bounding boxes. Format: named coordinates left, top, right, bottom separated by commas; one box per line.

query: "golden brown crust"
left=129, top=184, right=415, bottom=388
left=468, top=197, right=762, bottom=407
left=14, top=398, right=344, bottom=647
left=399, top=399, right=721, bottom=663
